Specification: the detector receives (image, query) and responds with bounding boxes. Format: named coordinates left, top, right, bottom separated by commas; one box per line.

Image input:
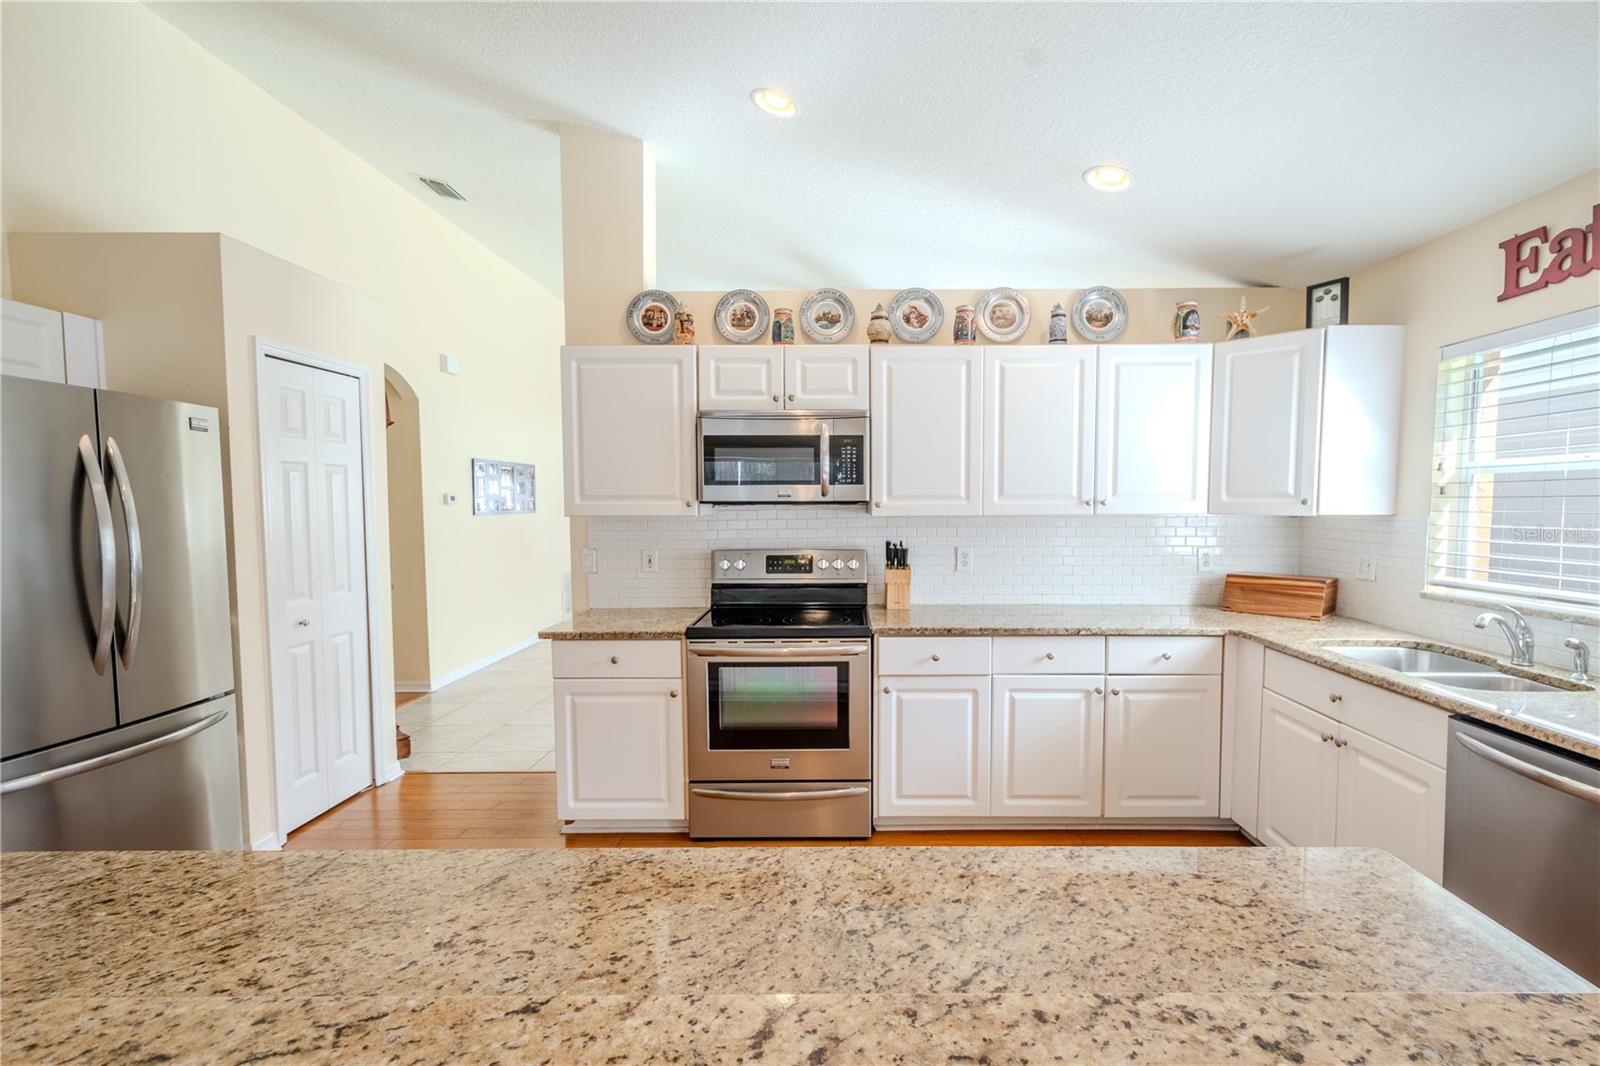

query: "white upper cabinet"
left=698, top=345, right=783, bottom=412
left=983, top=346, right=1096, bottom=515
left=2, top=299, right=105, bottom=387
left=872, top=347, right=982, bottom=515
left=1210, top=325, right=1403, bottom=515
left=562, top=346, right=697, bottom=516
left=1096, top=344, right=1212, bottom=514
left=785, top=346, right=868, bottom=411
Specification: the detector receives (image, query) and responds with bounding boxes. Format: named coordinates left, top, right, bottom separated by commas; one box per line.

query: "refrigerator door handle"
left=105, top=437, right=143, bottom=668
left=0, top=706, right=231, bottom=795
left=78, top=434, right=116, bottom=676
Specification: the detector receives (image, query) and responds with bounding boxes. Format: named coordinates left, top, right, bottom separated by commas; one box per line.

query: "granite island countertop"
left=3, top=846, right=1596, bottom=1064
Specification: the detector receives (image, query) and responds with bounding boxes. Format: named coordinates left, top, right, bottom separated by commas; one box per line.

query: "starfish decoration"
left=1222, top=297, right=1269, bottom=341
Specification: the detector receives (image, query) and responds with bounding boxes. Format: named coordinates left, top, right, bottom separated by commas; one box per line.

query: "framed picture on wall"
left=1306, top=277, right=1349, bottom=328
left=472, top=458, right=536, bottom=515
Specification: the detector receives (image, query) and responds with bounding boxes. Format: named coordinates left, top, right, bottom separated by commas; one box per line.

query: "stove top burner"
left=687, top=548, right=874, bottom=641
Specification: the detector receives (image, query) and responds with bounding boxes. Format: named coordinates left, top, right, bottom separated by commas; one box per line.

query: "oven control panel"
left=712, top=548, right=868, bottom=581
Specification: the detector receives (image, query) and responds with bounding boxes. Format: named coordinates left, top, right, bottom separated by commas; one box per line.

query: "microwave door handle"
left=818, top=423, right=830, bottom=498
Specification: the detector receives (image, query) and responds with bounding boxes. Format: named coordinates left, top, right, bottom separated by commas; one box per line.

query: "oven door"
left=698, top=417, right=868, bottom=503
left=687, top=640, right=870, bottom=780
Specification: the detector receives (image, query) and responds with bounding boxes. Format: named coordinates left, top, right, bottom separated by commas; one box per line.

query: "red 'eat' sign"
left=1498, top=203, right=1598, bottom=301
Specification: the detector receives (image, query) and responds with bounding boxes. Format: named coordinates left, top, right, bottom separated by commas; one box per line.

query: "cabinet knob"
left=1334, top=737, right=1348, bottom=748
left=1328, top=693, right=1343, bottom=703
left=931, top=654, right=941, bottom=662
left=1161, top=652, right=1172, bottom=661
left=1094, top=686, right=1103, bottom=695
left=1083, top=499, right=1092, bottom=507
left=1300, top=498, right=1309, bottom=506
left=1320, top=733, right=1334, bottom=743
left=882, top=686, right=891, bottom=694
left=788, top=393, right=796, bottom=402
left=875, top=501, right=883, bottom=508
left=610, top=655, right=620, bottom=664
left=1098, top=498, right=1108, bottom=506
left=1045, top=652, right=1056, bottom=661
left=772, top=394, right=780, bottom=402
left=669, top=689, right=679, bottom=698
left=1110, top=688, right=1121, bottom=696
left=295, top=619, right=310, bottom=627
left=685, top=500, right=694, bottom=508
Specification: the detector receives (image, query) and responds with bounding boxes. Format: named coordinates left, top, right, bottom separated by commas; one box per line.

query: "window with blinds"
left=1428, top=307, right=1599, bottom=609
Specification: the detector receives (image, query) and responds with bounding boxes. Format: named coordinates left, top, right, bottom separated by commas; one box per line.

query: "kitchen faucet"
left=1474, top=605, right=1536, bottom=667
left=1564, top=638, right=1591, bottom=683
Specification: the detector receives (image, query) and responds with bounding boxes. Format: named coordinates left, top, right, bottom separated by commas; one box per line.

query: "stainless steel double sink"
left=1325, top=645, right=1566, bottom=694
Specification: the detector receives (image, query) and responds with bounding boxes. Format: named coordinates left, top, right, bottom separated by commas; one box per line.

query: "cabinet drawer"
left=877, top=636, right=991, bottom=675
left=1264, top=650, right=1447, bottom=767
left=553, top=639, right=682, bottom=679
left=992, top=636, right=1104, bottom=674
left=1107, top=636, right=1221, bottom=675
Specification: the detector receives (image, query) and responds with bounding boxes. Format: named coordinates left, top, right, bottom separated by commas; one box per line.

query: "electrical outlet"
left=1357, top=555, right=1378, bottom=581
left=956, top=546, right=975, bottom=573
left=1197, top=549, right=1217, bottom=572
left=581, top=548, right=598, bottom=574
left=641, top=550, right=659, bottom=575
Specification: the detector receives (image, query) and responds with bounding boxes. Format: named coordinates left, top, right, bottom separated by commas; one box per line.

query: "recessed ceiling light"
left=750, top=88, right=796, bottom=118
left=1082, top=165, right=1132, bottom=193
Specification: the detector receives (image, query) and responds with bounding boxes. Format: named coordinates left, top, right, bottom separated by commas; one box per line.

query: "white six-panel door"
left=784, top=346, right=869, bottom=411
left=1256, top=691, right=1339, bottom=846
left=259, top=355, right=373, bottom=834
left=1209, top=329, right=1325, bottom=514
left=877, top=675, right=990, bottom=816
left=1096, top=345, right=1212, bottom=514
left=871, top=347, right=983, bottom=516
left=699, top=345, right=784, bottom=413
left=983, top=346, right=1096, bottom=515
left=991, top=675, right=1103, bottom=816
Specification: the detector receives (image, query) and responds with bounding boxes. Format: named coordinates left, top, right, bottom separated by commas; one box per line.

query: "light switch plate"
left=1357, top=555, right=1378, bottom=580
left=581, top=548, right=598, bottom=574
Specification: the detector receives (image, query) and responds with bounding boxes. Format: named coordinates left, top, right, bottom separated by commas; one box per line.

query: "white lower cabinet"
left=876, top=675, right=990, bottom=817
left=1256, top=683, right=1447, bottom=881
left=554, top=674, right=684, bottom=823
left=1104, top=675, right=1222, bottom=817
left=1256, top=692, right=1340, bottom=847
left=991, top=675, right=1103, bottom=817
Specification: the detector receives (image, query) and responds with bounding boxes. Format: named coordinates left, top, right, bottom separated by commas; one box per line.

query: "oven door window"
left=702, top=435, right=820, bottom=487
left=706, top=661, right=850, bottom=750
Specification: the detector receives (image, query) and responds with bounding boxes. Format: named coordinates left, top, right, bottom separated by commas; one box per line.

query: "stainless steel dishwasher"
left=1444, top=717, right=1600, bottom=983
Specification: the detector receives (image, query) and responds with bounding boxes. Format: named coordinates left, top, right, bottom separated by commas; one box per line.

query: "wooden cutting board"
left=1221, top=573, right=1338, bottom=620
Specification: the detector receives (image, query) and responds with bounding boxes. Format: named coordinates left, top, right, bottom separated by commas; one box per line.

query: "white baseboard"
left=250, top=831, right=283, bottom=851
left=381, top=761, right=405, bottom=784
left=408, top=635, right=541, bottom=692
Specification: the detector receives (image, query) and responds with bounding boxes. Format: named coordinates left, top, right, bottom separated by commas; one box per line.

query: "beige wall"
left=2, top=2, right=569, bottom=841
left=384, top=372, right=432, bottom=687
left=1350, top=170, right=1600, bottom=516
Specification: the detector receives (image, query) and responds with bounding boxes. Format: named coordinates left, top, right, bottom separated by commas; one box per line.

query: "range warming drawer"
left=688, top=780, right=872, bottom=839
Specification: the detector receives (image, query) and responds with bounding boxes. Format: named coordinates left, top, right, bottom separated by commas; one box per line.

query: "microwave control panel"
left=830, top=435, right=864, bottom=485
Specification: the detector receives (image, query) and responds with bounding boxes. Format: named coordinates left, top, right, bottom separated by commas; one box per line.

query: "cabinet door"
left=555, top=678, right=684, bottom=821
left=1096, top=344, right=1211, bottom=514
left=62, top=312, right=107, bottom=388
left=1104, top=675, right=1222, bottom=817
left=699, top=345, right=783, bottom=413
left=1256, top=691, right=1339, bottom=846
left=983, top=346, right=1095, bottom=515
left=991, top=675, right=1103, bottom=817
left=871, top=347, right=982, bottom=516
left=1222, top=637, right=1267, bottom=836
left=1209, top=329, right=1324, bottom=514
left=561, top=346, right=697, bottom=516
left=1, top=298, right=66, bottom=383
left=1336, top=726, right=1447, bottom=882
left=877, top=675, right=990, bottom=816
left=784, top=346, right=868, bottom=411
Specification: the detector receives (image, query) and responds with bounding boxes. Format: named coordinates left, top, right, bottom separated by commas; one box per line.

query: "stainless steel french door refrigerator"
left=2, top=377, right=243, bottom=849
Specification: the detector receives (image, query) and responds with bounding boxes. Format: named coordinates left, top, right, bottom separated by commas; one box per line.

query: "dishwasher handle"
left=1455, top=732, right=1600, bottom=807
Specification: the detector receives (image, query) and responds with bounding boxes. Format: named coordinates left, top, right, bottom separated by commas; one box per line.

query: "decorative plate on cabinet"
left=976, top=287, right=1031, bottom=342
left=799, top=288, right=855, bottom=343
left=1071, top=286, right=1129, bottom=342
left=626, top=290, right=679, bottom=344
left=887, top=288, right=944, bottom=343
left=714, top=290, right=770, bottom=343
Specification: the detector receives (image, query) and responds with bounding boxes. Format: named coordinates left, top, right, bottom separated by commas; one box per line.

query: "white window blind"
left=1428, top=307, right=1600, bottom=609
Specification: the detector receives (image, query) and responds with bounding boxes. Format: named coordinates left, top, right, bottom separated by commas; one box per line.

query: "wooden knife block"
left=884, top=567, right=912, bottom=610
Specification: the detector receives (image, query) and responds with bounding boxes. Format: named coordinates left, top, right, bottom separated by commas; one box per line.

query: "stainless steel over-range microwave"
left=698, top=415, right=868, bottom=504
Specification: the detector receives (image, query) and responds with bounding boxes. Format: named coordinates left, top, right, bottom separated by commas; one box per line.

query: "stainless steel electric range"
left=685, top=548, right=872, bottom=839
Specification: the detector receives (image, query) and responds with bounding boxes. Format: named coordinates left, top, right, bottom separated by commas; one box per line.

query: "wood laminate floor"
left=285, top=773, right=1252, bottom=850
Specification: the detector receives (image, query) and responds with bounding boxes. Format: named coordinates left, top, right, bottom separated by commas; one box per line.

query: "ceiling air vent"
left=419, top=176, right=467, bottom=202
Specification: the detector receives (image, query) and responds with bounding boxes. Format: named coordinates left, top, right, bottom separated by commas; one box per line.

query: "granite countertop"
left=871, top=604, right=1600, bottom=760
left=537, top=606, right=704, bottom=640
left=3, top=847, right=1595, bottom=1063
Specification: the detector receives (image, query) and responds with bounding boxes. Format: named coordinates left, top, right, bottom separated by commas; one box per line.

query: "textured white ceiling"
left=152, top=2, right=1599, bottom=297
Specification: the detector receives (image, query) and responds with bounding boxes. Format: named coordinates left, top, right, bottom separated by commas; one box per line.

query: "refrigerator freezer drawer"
left=1, top=696, right=244, bottom=851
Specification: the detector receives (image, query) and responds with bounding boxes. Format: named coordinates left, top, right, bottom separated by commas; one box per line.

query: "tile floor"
left=396, top=641, right=554, bottom=772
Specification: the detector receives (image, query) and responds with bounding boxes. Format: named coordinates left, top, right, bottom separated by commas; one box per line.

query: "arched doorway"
left=384, top=365, right=431, bottom=698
